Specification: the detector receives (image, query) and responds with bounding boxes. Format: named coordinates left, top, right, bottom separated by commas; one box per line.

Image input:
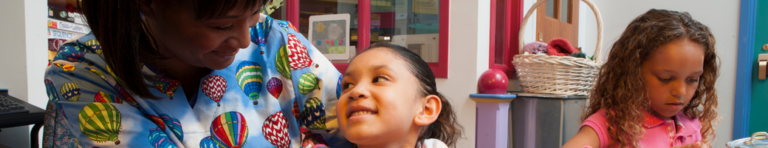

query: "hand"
left=671, top=142, right=708, bottom=148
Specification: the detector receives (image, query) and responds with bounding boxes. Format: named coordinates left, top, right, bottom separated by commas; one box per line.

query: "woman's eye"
left=658, top=77, right=672, bottom=82
left=215, top=24, right=233, bottom=30
left=686, top=78, right=700, bottom=83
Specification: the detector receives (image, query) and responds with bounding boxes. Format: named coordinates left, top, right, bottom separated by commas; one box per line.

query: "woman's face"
left=641, top=39, right=704, bottom=119
left=143, top=1, right=260, bottom=70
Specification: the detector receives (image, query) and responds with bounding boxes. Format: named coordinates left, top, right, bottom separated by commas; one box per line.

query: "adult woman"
left=43, top=0, right=346, bottom=147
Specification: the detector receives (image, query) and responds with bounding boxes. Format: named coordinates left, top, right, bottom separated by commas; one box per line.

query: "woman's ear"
left=414, top=95, right=441, bottom=126
left=136, top=0, right=157, bottom=18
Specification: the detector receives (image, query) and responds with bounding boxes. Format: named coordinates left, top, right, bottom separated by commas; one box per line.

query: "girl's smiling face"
left=337, top=48, right=424, bottom=146
left=641, top=38, right=704, bottom=119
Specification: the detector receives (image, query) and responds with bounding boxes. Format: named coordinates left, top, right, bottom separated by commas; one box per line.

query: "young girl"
left=563, top=9, right=719, bottom=148
left=337, top=43, right=463, bottom=148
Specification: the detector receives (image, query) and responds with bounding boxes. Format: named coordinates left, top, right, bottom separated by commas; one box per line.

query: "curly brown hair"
left=581, top=9, right=719, bottom=147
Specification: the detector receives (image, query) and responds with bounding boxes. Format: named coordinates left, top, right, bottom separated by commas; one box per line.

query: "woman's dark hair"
left=78, top=0, right=265, bottom=99
left=363, top=42, right=463, bottom=147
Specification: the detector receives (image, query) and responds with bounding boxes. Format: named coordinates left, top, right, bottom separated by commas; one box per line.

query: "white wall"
left=579, top=0, right=739, bottom=146
left=437, top=0, right=490, bottom=147
left=0, top=0, right=49, bottom=147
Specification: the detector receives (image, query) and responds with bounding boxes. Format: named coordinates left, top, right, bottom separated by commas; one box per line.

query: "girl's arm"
left=563, top=126, right=601, bottom=148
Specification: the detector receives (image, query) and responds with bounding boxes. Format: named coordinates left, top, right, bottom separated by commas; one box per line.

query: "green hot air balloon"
left=275, top=45, right=291, bottom=79
left=78, top=102, right=122, bottom=145
left=236, top=61, right=263, bottom=103
left=298, top=73, right=318, bottom=95
left=60, top=82, right=81, bottom=102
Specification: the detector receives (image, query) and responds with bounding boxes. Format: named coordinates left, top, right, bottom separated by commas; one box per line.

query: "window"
left=489, top=0, right=523, bottom=78
left=281, top=0, right=449, bottom=77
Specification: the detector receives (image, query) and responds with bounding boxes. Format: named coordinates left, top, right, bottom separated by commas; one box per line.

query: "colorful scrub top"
left=42, top=15, right=351, bottom=148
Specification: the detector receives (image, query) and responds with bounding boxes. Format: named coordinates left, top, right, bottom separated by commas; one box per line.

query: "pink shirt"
left=582, top=109, right=702, bottom=148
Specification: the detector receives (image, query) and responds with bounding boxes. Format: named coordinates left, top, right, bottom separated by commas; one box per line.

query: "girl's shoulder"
left=419, top=139, right=449, bottom=148
left=581, top=109, right=610, bottom=147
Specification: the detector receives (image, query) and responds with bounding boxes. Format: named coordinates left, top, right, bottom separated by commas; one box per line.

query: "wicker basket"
left=512, top=0, right=604, bottom=96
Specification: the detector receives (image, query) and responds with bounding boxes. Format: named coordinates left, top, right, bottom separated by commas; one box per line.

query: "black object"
left=0, top=90, right=46, bottom=148
left=0, top=95, right=28, bottom=115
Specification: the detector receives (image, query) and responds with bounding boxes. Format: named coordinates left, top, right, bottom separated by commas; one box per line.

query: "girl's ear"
left=414, top=95, right=441, bottom=126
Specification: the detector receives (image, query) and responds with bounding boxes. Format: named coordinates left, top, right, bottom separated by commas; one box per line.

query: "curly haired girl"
left=563, top=9, right=719, bottom=148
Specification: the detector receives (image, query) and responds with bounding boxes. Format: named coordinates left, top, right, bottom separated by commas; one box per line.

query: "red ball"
left=478, top=69, right=509, bottom=94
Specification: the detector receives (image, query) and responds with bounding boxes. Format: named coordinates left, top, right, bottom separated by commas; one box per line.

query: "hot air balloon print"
left=277, top=21, right=290, bottom=32
left=148, top=114, right=166, bottom=131
left=60, top=82, right=80, bottom=102
left=251, top=18, right=272, bottom=46
left=53, top=63, right=75, bottom=72
left=211, top=111, right=249, bottom=148
left=336, top=75, right=342, bottom=99
left=262, top=111, right=290, bottom=148
left=298, top=73, right=318, bottom=95
left=202, top=75, right=227, bottom=106
left=267, top=77, right=283, bottom=99
left=78, top=102, right=121, bottom=145
left=84, top=67, right=107, bottom=81
left=287, top=33, right=313, bottom=70
left=288, top=22, right=300, bottom=32
left=45, top=79, right=59, bottom=102
left=292, top=101, right=300, bottom=121
left=301, top=97, right=326, bottom=129
left=199, top=136, right=221, bottom=148
left=236, top=62, right=263, bottom=105
left=275, top=45, right=291, bottom=79
left=94, top=91, right=122, bottom=104
left=114, top=85, right=138, bottom=107
left=154, top=77, right=180, bottom=99
left=148, top=128, right=178, bottom=148
left=84, top=39, right=102, bottom=55
left=105, top=65, right=125, bottom=85
left=54, top=46, right=86, bottom=63
left=159, top=114, right=183, bottom=142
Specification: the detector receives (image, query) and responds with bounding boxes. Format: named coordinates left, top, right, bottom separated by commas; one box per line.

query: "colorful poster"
left=308, top=14, right=350, bottom=60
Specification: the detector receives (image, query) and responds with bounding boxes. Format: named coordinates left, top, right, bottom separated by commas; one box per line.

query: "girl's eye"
left=686, top=78, right=700, bottom=83
left=372, top=75, right=389, bottom=83
left=658, top=77, right=672, bottom=82
left=343, top=83, right=354, bottom=90
left=215, top=24, right=233, bottom=30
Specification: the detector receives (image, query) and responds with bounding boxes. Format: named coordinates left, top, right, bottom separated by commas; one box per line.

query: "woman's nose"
left=228, top=25, right=251, bottom=49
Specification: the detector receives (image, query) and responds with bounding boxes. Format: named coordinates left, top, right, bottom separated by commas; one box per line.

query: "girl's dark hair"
left=78, top=0, right=265, bottom=99
left=582, top=9, right=719, bottom=147
left=363, top=42, right=463, bottom=147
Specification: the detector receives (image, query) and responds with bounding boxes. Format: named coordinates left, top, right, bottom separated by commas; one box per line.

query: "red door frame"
left=489, top=0, right=522, bottom=78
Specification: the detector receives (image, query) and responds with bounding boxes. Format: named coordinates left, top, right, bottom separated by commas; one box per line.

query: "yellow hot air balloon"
left=78, top=102, right=122, bottom=145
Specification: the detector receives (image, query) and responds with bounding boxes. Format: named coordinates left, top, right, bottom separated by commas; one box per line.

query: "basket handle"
left=518, top=0, right=604, bottom=63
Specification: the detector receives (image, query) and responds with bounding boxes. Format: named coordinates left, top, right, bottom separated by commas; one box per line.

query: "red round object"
left=478, top=69, right=509, bottom=94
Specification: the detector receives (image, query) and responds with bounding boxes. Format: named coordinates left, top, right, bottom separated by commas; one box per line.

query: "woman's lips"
left=215, top=49, right=240, bottom=57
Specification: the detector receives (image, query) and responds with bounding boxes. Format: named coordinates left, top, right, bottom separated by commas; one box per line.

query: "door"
left=735, top=0, right=768, bottom=139
left=748, top=0, right=768, bottom=135
left=536, top=0, right=579, bottom=48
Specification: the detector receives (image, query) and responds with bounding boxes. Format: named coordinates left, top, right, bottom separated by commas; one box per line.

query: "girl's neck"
left=356, top=128, right=421, bottom=148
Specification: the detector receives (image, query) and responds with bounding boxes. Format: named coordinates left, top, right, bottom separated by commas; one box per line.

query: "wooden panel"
left=536, top=0, right=579, bottom=49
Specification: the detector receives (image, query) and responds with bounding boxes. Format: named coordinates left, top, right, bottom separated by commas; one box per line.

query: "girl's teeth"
left=352, top=111, right=374, bottom=116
